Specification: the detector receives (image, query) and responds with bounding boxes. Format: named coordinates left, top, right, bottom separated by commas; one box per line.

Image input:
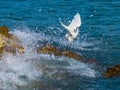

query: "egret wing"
left=67, top=13, right=81, bottom=32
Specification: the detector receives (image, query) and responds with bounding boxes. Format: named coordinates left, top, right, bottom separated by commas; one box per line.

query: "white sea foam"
left=0, top=27, right=97, bottom=89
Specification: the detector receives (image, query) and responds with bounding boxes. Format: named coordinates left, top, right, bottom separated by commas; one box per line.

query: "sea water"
left=0, top=0, right=120, bottom=90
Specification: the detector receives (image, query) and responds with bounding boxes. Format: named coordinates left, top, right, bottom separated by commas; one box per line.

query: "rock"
left=37, top=45, right=62, bottom=56
left=0, top=26, right=9, bottom=37
left=0, top=26, right=24, bottom=54
left=0, top=35, right=6, bottom=54
left=37, top=45, right=84, bottom=61
left=0, top=26, right=16, bottom=39
left=3, top=46, right=16, bottom=54
left=11, top=43, right=24, bottom=53
left=103, top=64, right=120, bottom=78
left=85, top=58, right=98, bottom=64
left=62, top=50, right=83, bottom=60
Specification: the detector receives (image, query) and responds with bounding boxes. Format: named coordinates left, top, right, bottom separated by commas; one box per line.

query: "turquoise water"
left=0, top=0, right=120, bottom=90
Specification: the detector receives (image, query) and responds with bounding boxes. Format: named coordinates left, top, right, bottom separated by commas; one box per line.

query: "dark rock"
left=62, top=50, right=83, bottom=60
left=38, top=45, right=84, bottom=61
left=37, top=45, right=62, bottom=56
left=103, top=64, right=120, bottom=78
left=0, top=26, right=24, bottom=54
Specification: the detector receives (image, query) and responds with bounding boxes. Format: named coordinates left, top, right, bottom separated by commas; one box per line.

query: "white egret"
left=60, top=13, right=81, bottom=49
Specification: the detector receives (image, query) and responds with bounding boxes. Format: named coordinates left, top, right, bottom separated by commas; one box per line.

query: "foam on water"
left=0, top=27, right=98, bottom=89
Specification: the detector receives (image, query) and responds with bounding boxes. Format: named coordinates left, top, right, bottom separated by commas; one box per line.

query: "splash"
left=0, top=27, right=97, bottom=89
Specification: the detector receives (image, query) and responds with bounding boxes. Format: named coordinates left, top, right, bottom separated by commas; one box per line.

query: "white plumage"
left=60, top=13, right=81, bottom=42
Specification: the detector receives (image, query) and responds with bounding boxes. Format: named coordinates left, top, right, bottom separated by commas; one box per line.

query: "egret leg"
left=66, top=42, right=71, bottom=51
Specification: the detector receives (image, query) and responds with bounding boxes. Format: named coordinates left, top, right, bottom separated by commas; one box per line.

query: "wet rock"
left=85, top=58, right=98, bottom=64
left=62, top=50, right=83, bottom=60
left=37, top=45, right=62, bottom=56
left=3, top=46, right=16, bottom=54
left=103, top=64, right=120, bottom=78
left=38, top=45, right=84, bottom=61
left=0, top=26, right=9, bottom=37
left=12, top=43, right=24, bottom=53
left=0, top=35, right=6, bottom=54
left=0, top=26, right=24, bottom=54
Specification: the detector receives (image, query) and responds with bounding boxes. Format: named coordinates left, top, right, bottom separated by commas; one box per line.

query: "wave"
left=0, top=26, right=99, bottom=89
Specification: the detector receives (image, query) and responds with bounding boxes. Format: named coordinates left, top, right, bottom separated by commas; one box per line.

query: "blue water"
left=0, top=0, right=120, bottom=90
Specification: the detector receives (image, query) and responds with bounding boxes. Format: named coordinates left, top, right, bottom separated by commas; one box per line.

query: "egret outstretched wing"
left=60, top=13, right=81, bottom=32
left=67, top=13, right=81, bottom=32
left=60, top=13, right=81, bottom=42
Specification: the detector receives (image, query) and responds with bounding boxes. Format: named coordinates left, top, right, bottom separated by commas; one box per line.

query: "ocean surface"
left=0, top=0, right=120, bottom=90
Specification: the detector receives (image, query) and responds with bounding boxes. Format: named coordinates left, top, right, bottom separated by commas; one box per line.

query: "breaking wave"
left=0, top=26, right=98, bottom=89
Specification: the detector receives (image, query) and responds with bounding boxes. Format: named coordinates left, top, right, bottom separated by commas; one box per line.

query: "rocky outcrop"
left=37, top=45, right=62, bottom=56
left=38, top=45, right=120, bottom=78
left=37, top=45, right=84, bottom=61
left=103, top=64, right=120, bottom=78
left=62, top=50, right=83, bottom=60
left=0, top=26, right=92, bottom=62
left=0, top=26, right=24, bottom=55
left=1, top=26, right=120, bottom=78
